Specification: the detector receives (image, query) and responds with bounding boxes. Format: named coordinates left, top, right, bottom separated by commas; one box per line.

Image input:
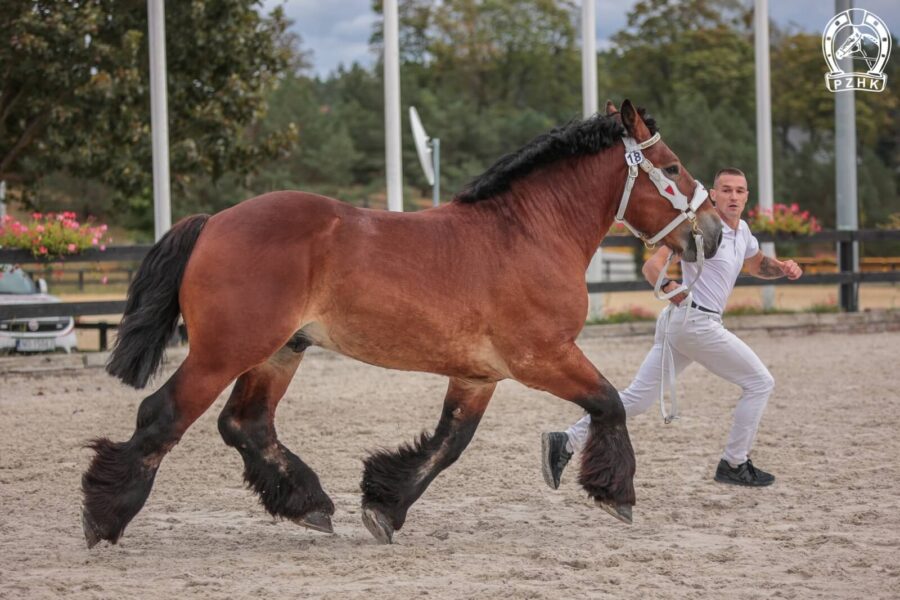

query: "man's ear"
left=709, top=186, right=717, bottom=205
left=621, top=99, right=652, bottom=141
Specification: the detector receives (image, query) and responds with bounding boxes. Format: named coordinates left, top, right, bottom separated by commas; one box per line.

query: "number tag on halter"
left=625, top=150, right=644, bottom=166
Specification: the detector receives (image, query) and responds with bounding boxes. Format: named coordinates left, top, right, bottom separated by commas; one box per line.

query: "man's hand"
left=662, top=280, right=687, bottom=305
left=779, top=259, right=802, bottom=280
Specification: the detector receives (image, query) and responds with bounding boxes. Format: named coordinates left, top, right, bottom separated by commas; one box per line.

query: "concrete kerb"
left=1, top=310, right=898, bottom=375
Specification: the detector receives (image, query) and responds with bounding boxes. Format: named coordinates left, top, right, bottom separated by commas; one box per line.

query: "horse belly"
left=303, top=314, right=509, bottom=381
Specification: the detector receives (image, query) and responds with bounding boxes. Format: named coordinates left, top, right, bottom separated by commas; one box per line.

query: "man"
left=542, top=167, right=803, bottom=490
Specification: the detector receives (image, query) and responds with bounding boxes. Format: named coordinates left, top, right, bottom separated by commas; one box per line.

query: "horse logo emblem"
left=823, top=8, right=891, bottom=93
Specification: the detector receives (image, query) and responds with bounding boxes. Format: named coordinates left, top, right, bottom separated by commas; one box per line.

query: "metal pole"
left=383, top=0, right=403, bottom=212
left=431, top=139, right=440, bottom=207
left=581, top=0, right=598, bottom=118
left=754, top=0, right=776, bottom=310
left=582, top=0, right=604, bottom=320
left=834, top=0, right=859, bottom=311
left=0, top=180, right=6, bottom=219
left=148, top=0, right=171, bottom=241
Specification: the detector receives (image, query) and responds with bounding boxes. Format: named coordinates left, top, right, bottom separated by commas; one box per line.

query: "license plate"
left=16, top=338, right=56, bottom=352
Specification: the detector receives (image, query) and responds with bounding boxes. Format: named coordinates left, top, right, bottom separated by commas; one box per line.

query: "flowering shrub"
left=0, top=212, right=112, bottom=258
left=746, top=203, right=822, bottom=235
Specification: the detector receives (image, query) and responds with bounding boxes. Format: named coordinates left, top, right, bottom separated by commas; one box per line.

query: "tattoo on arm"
left=756, top=256, right=784, bottom=279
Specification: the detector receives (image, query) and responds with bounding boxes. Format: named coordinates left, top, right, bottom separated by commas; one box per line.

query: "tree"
left=1, top=0, right=297, bottom=222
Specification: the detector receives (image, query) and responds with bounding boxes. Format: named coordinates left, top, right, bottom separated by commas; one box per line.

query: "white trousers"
left=565, top=304, right=774, bottom=466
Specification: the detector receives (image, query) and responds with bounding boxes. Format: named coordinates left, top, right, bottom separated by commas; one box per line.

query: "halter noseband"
left=615, top=132, right=708, bottom=247
left=613, top=131, right=709, bottom=302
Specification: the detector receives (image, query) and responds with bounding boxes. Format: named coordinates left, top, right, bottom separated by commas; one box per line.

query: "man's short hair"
left=713, top=167, right=747, bottom=187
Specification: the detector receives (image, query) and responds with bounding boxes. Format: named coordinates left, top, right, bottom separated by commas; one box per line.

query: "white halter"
left=613, top=132, right=708, bottom=302
left=614, top=132, right=711, bottom=423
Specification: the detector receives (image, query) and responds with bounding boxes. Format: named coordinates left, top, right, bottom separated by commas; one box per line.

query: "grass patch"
left=588, top=305, right=657, bottom=325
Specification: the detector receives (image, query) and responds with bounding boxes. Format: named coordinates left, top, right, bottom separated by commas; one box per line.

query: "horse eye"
left=664, top=165, right=680, bottom=177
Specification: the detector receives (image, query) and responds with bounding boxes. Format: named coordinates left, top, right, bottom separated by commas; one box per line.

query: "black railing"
left=1, top=230, right=898, bottom=323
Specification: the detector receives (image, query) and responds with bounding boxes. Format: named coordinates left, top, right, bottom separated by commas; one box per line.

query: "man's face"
left=710, top=173, right=749, bottom=224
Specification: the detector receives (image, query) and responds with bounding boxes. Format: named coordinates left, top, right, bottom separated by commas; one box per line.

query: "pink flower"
left=790, top=203, right=799, bottom=213
left=67, top=243, right=77, bottom=252
left=32, top=212, right=42, bottom=220
left=101, top=275, right=109, bottom=285
left=91, top=237, right=98, bottom=245
left=35, top=225, right=44, bottom=233
left=39, top=246, right=48, bottom=254
left=99, top=244, right=106, bottom=251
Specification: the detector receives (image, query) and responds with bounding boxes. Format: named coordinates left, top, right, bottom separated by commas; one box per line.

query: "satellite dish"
left=409, top=106, right=435, bottom=186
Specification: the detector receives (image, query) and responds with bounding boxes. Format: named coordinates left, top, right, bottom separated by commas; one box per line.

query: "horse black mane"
left=455, top=109, right=658, bottom=203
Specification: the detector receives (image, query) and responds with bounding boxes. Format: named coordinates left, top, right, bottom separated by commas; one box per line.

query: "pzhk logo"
left=823, top=8, right=891, bottom=93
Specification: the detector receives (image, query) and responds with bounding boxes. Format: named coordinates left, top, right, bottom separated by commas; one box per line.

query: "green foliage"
left=5, top=0, right=898, bottom=242
left=1, top=0, right=297, bottom=224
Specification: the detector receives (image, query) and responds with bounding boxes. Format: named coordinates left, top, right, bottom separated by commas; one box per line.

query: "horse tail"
left=106, top=214, right=210, bottom=389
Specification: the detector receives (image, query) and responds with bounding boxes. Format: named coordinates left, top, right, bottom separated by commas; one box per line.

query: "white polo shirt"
left=680, top=219, right=760, bottom=314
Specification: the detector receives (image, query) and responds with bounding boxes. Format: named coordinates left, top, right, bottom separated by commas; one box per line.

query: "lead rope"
left=652, top=230, right=705, bottom=424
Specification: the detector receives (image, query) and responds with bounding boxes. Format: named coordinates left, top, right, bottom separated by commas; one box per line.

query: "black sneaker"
left=541, top=432, right=573, bottom=490
left=714, top=458, right=775, bottom=487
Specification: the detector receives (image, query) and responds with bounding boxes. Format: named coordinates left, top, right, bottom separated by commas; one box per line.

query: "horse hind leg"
left=81, top=355, right=233, bottom=548
left=217, top=338, right=335, bottom=534
left=360, top=378, right=496, bottom=544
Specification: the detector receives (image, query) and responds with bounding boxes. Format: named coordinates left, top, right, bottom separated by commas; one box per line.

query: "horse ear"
left=621, top=99, right=652, bottom=141
left=605, top=100, right=619, bottom=116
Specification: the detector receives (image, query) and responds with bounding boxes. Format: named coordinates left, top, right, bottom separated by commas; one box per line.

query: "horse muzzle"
left=680, top=211, right=723, bottom=263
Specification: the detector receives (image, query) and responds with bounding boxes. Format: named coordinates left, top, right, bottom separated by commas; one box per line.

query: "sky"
left=262, top=0, right=900, bottom=77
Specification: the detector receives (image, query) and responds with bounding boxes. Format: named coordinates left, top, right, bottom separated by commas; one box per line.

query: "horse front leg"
left=516, top=343, right=636, bottom=524
left=360, top=378, right=496, bottom=544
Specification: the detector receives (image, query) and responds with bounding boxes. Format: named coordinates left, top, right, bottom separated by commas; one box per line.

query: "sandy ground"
left=1, top=329, right=899, bottom=599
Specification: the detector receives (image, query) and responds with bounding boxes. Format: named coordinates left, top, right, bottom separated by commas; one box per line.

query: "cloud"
left=263, top=0, right=378, bottom=76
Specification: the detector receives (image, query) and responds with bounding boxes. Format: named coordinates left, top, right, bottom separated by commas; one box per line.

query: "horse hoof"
left=293, top=510, right=334, bottom=534
left=596, top=500, right=633, bottom=525
left=361, top=507, right=394, bottom=544
left=81, top=507, right=104, bottom=549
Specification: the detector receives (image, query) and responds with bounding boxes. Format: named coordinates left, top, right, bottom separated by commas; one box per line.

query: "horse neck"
left=491, top=150, right=625, bottom=267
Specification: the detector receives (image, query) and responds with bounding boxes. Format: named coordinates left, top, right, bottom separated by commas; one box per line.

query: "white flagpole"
left=148, top=0, right=171, bottom=241
left=754, top=0, right=775, bottom=309
left=383, top=0, right=403, bottom=212
left=582, top=0, right=604, bottom=320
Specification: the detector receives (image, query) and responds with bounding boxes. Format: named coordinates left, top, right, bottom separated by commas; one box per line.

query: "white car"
left=0, top=265, right=77, bottom=353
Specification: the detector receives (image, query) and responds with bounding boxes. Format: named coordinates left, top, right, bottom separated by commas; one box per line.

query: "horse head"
left=608, top=100, right=722, bottom=262
left=836, top=28, right=879, bottom=67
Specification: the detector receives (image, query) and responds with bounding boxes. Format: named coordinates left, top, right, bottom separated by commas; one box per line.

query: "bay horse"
left=81, top=100, right=723, bottom=546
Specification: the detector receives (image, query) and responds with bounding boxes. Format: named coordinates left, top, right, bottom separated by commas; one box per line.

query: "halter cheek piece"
left=614, top=132, right=712, bottom=424
left=614, top=132, right=708, bottom=302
